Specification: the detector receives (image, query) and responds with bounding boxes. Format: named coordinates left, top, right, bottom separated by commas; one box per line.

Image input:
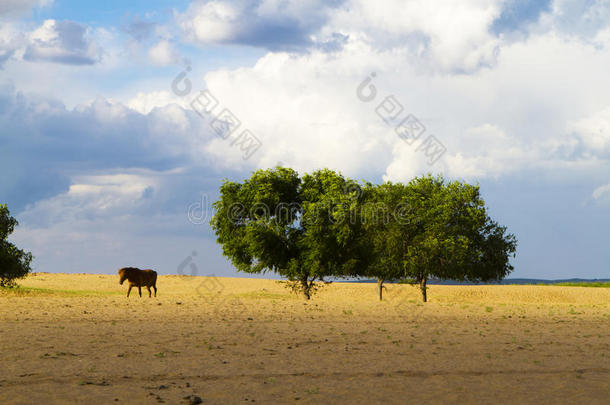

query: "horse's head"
left=118, top=268, right=130, bottom=284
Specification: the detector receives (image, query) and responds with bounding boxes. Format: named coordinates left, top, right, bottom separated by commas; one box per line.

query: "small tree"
left=403, top=175, right=517, bottom=302
left=359, top=182, right=414, bottom=300
left=0, top=204, right=33, bottom=287
left=210, top=167, right=364, bottom=299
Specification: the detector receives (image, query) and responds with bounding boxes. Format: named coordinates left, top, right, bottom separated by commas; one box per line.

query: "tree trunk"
left=301, top=278, right=311, bottom=300
left=377, top=278, right=384, bottom=301
left=420, top=276, right=427, bottom=303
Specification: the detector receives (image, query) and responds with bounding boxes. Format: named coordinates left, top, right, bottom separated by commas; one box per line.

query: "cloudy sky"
left=1, top=0, right=609, bottom=279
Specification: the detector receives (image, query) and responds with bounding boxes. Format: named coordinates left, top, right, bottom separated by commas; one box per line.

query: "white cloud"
left=74, top=0, right=604, bottom=187
left=543, top=0, right=610, bottom=38
left=148, top=39, right=180, bottom=66
left=177, top=0, right=506, bottom=72
left=197, top=48, right=395, bottom=175
left=0, top=85, right=221, bottom=213
left=592, top=182, right=610, bottom=202
left=126, top=90, right=188, bottom=114
left=179, top=0, right=239, bottom=44
left=19, top=172, right=160, bottom=226
left=23, top=19, right=102, bottom=65
left=0, top=21, right=26, bottom=68
left=325, top=0, right=504, bottom=73
left=0, top=0, right=52, bottom=17
left=186, top=28, right=610, bottom=182
left=177, top=0, right=343, bottom=51
left=385, top=124, right=535, bottom=182
left=568, top=106, right=610, bottom=158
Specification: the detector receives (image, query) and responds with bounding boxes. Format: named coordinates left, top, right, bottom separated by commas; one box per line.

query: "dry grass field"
left=1, top=273, right=609, bottom=404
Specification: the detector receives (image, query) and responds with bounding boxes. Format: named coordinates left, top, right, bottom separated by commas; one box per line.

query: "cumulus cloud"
left=126, top=90, right=188, bottom=114
left=324, top=0, right=505, bottom=73
left=175, top=0, right=610, bottom=73
left=18, top=172, right=161, bottom=227
left=97, top=0, right=610, bottom=187
left=385, top=124, right=535, bottom=181
left=567, top=107, right=610, bottom=159
left=0, top=85, right=222, bottom=212
left=0, top=0, right=52, bottom=17
left=544, top=0, right=610, bottom=38
left=183, top=29, right=610, bottom=183
left=0, top=22, right=25, bottom=68
left=176, top=0, right=506, bottom=72
left=148, top=39, right=180, bottom=65
left=177, top=0, right=345, bottom=51
left=121, top=14, right=183, bottom=66
left=23, top=19, right=102, bottom=65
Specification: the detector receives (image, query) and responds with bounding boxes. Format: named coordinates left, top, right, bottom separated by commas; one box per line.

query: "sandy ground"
left=1, top=273, right=609, bottom=404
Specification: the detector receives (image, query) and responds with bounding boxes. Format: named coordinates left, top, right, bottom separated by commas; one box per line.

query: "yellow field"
left=1, top=273, right=609, bottom=404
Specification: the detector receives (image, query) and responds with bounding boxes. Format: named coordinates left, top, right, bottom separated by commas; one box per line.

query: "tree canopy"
left=359, top=181, right=414, bottom=300
left=401, top=175, right=517, bottom=301
left=210, top=167, right=365, bottom=299
left=0, top=204, right=33, bottom=287
left=211, top=169, right=517, bottom=301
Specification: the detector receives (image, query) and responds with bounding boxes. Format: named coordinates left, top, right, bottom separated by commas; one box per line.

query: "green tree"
left=359, top=182, right=414, bottom=300
left=403, top=175, right=517, bottom=302
left=0, top=204, right=33, bottom=287
left=210, top=167, right=363, bottom=299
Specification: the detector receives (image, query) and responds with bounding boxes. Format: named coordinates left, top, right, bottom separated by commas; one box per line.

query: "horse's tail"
left=152, top=271, right=158, bottom=286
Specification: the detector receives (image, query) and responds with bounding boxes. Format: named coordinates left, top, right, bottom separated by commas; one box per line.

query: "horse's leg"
left=138, top=286, right=142, bottom=297
left=146, top=286, right=151, bottom=298
left=153, top=285, right=157, bottom=297
left=127, top=285, right=132, bottom=297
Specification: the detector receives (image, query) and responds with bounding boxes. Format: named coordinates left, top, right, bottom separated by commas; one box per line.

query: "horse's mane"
left=118, top=267, right=139, bottom=278
left=121, top=267, right=140, bottom=272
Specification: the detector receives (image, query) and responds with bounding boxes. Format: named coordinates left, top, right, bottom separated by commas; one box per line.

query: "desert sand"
left=1, top=273, right=609, bottom=404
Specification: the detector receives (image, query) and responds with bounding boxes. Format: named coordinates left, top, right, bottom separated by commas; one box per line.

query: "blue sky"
left=32, top=0, right=188, bottom=22
left=1, top=0, right=609, bottom=280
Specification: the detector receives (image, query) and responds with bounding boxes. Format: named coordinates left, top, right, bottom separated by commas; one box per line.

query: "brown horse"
left=118, top=267, right=158, bottom=297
